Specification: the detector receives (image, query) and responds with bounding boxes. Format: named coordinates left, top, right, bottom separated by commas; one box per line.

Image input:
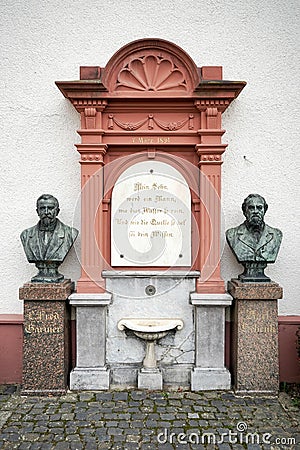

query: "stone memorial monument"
left=226, top=194, right=283, bottom=394
left=19, top=195, right=78, bottom=394
left=56, top=38, right=246, bottom=391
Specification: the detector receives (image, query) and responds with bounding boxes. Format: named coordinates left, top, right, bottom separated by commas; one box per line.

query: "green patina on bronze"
left=226, top=194, right=282, bottom=283
left=20, top=194, right=78, bottom=283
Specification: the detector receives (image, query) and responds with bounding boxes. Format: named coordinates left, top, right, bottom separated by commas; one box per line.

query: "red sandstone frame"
left=56, top=38, right=246, bottom=294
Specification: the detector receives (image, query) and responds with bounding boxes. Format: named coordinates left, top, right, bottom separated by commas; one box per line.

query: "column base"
left=191, top=368, right=231, bottom=391
left=70, top=367, right=110, bottom=390
left=138, top=368, right=163, bottom=390
left=21, top=388, right=68, bottom=396
left=234, top=388, right=278, bottom=397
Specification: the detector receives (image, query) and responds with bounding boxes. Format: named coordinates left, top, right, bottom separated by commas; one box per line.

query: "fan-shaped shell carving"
left=116, top=55, right=187, bottom=92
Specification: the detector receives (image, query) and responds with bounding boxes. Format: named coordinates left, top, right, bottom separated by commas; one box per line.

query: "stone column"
left=228, top=279, right=283, bottom=395
left=194, top=99, right=228, bottom=294
left=190, top=293, right=232, bottom=390
left=19, top=280, right=74, bottom=395
left=74, top=100, right=108, bottom=294
left=69, top=293, right=111, bottom=390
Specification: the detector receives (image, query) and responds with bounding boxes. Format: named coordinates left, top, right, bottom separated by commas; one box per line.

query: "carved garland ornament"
left=108, top=114, right=194, bottom=131
left=116, top=55, right=188, bottom=92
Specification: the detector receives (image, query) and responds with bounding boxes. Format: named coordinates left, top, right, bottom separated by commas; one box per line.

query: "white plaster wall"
left=1, top=0, right=299, bottom=314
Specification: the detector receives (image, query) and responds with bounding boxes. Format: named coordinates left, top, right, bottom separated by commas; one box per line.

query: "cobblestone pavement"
left=0, top=386, right=299, bottom=449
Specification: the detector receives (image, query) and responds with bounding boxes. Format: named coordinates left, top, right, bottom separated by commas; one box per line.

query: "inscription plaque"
left=111, top=161, right=191, bottom=266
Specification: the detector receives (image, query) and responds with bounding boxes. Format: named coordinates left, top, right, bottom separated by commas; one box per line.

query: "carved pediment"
left=103, top=38, right=199, bottom=94
left=116, top=54, right=188, bottom=92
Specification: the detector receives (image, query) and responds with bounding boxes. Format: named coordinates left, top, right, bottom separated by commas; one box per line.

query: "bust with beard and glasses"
left=20, top=194, right=78, bottom=283
left=226, top=194, right=282, bottom=282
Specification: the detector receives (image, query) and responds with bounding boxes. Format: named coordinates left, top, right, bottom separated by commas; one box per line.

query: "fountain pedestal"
left=118, top=318, right=184, bottom=390
left=135, top=331, right=168, bottom=390
left=138, top=367, right=163, bottom=390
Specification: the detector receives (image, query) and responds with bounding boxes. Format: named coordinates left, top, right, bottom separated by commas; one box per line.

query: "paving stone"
left=54, top=443, right=71, bottom=449
left=113, top=434, right=126, bottom=441
left=70, top=444, right=83, bottom=450
left=107, top=425, right=123, bottom=434
left=113, top=392, right=129, bottom=401
left=115, top=412, right=131, bottom=420
left=95, top=392, right=113, bottom=401
left=160, top=413, right=176, bottom=420
left=0, top=387, right=299, bottom=449
left=126, top=433, right=141, bottom=442
left=130, top=420, right=145, bottom=428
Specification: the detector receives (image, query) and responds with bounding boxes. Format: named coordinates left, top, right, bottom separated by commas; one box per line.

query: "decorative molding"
left=84, top=107, right=97, bottom=129
left=192, top=198, right=201, bottom=212
left=72, top=99, right=108, bottom=111
left=102, top=198, right=111, bottom=212
left=147, top=149, right=156, bottom=159
left=76, top=144, right=107, bottom=164
left=85, top=107, right=97, bottom=116
left=200, top=154, right=222, bottom=163
left=195, top=144, right=227, bottom=166
left=194, top=99, right=230, bottom=109
left=151, top=114, right=194, bottom=131
left=206, top=107, right=219, bottom=129
left=115, top=55, right=188, bottom=92
left=80, top=153, right=105, bottom=163
left=108, top=115, right=148, bottom=131
left=206, top=108, right=218, bottom=117
left=107, top=114, right=194, bottom=131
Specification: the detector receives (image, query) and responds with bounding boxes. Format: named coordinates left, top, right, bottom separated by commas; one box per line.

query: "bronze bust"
left=20, top=194, right=78, bottom=283
left=226, top=194, right=282, bottom=282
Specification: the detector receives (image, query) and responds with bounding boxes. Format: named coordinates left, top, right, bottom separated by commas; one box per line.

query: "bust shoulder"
left=265, top=224, right=282, bottom=240
left=56, top=219, right=78, bottom=240
left=20, top=224, right=38, bottom=241
left=226, top=223, right=245, bottom=241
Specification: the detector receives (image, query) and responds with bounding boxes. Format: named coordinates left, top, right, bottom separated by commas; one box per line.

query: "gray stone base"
left=191, top=368, right=231, bottom=391
left=110, top=365, right=139, bottom=388
left=234, top=389, right=278, bottom=397
left=70, top=367, right=110, bottom=390
left=138, top=368, right=163, bottom=390
left=110, top=364, right=192, bottom=388
left=161, top=364, right=192, bottom=387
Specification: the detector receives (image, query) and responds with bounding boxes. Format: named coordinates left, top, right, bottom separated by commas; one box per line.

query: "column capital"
left=69, top=292, right=112, bottom=306
left=195, top=144, right=227, bottom=165
left=76, top=143, right=107, bottom=164
left=190, top=292, right=232, bottom=306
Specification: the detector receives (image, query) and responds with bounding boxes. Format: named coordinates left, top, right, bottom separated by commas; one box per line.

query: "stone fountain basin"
left=118, top=318, right=184, bottom=371
left=117, top=318, right=184, bottom=334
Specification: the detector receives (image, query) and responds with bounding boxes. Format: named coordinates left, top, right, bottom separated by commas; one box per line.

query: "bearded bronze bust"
left=20, top=194, right=78, bottom=283
left=226, top=194, right=282, bottom=282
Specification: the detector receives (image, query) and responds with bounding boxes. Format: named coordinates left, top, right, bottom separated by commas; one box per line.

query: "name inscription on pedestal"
left=240, top=309, right=277, bottom=334
left=240, top=323, right=277, bottom=333
left=111, top=161, right=191, bottom=266
left=25, top=310, right=63, bottom=335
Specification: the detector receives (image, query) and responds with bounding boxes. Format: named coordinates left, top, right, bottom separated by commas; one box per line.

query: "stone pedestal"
left=138, top=368, right=163, bottom=390
left=190, top=293, right=232, bottom=390
left=228, top=279, right=283, bottom=395
left=19, top=280, right=74, bottom=395
left=69, top=293, right=112, bottom=390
